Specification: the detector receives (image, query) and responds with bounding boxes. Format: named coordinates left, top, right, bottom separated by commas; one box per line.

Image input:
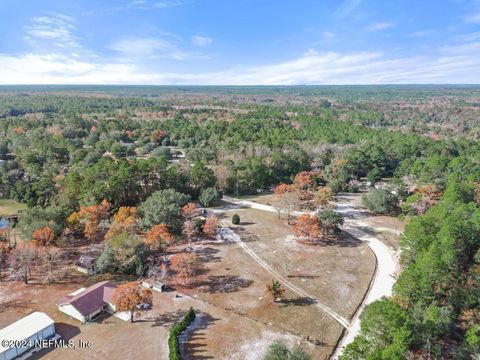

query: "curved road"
left=221, top=195, right=399, bottom=358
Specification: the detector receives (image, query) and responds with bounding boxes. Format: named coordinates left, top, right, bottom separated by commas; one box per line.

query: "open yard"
left=0, top=199, right=27, bottom=218
left=0, top=192, right=402, bottom=360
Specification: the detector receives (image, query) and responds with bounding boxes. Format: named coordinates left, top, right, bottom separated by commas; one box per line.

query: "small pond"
left=0, top=218, right=10, bottom=229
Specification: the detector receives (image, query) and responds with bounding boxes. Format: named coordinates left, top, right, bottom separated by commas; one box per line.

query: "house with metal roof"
left=57, top=281, right=117, bottom=323
left=0, top=312, right=56, bottom=360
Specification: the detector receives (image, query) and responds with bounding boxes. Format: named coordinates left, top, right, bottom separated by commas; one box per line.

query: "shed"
left=0, top=312, right=55, bottom=360
left=142, top=279, right=165, bottom=293
left=75, top=255, right=96, bottom=275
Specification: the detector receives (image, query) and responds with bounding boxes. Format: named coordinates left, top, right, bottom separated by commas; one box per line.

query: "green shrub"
left=232, top=214, right=240, bottom=225
left=362, top=188, right=398, bottom=215
left=367, top=167, right=382, bottom=185
left=199, top=187, right=222, bottom=207
left=168, top=307, right=196, bottom=360
left=263, top=340, right=311, bottom=360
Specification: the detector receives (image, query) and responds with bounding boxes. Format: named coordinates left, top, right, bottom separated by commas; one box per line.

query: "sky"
left=0, top=0, right=480, bottom=85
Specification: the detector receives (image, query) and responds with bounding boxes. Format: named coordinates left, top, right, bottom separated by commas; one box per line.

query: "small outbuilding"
left=142, top=279, right=165, bottom=293
left=75, top=255, right=96, bottom=275
left=57, top=281, right=116, bottom=323
left=0, top=312, right=56, bottom=360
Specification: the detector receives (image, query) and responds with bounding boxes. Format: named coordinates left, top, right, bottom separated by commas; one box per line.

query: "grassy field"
left=0, top=199, right=27, bottom=217
left=0, top=193, right=389, bottom=359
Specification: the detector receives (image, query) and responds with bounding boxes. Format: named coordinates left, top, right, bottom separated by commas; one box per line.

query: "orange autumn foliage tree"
left=67, top=200, right=111, bottom=240
left=105, top=207, right=137, bottom=240
left=182, top=203, right=200, bottom=220
left=112, top=282, right=152, bottom=323
left=203, top=215, right=219, bottom=238
left=293, top=171, right=315, bottom=192
left=145, top=224, right=174, bottom=253
left=293, top=171, right=322, bottom=200
left=274, top=183, right=291, bottom=196
left=418, top=183, right=443, bottom=201
left=292, top=214, right=321, bottom=242
left=171, top=253, right=199, bottom=285
left=315, top=186, right=334, bottom=208
left=31, top=226, right=55, bottom=247
left=31, top=226, right=59, bottom=284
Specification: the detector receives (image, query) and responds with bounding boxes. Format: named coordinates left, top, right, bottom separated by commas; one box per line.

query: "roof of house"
left=0, top=312, right=54, bottom=353
left=75, top=255, right=96, bottom=269
left=57, top=281, right=116, bottom=317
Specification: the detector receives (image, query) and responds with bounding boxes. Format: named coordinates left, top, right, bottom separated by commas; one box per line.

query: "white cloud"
left=191, top=36, right=212, bottom=47
left=2, top=41, right=480, bottom=85
left=464, top=12, right=480, bottom=23
left=321, top=31, right=336, bottom=40
left=127, top=0, right=189, bottom=10
left=109, top=37, right=209, bottom=60
left=3, top=30, right=480, bottom=85
left=408, top=30, right=435, bottom=38
left=365, top=22, right=395, bottom=32
left=334, top=0, right=363, bottom=18
left=25, top=14, right=80, bottom=48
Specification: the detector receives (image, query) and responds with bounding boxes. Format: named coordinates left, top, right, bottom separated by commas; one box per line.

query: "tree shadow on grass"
left=198, top=274, right=253, bottom=294
left=279, top=296, right=316, bottom=307
left=229, top=227, right=258, bottom=243
left=286, top=274, right=319, bottom=279
left=297, top=231, right=361, bottom=248
left=183, top=312, right=219, bottom=360
left=194, top=247, right=221, bottom=264
left=148, top=309, right=185, bottom=327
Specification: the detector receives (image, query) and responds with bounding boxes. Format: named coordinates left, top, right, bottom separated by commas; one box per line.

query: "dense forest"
left=0, top=85, right=479, bottom=359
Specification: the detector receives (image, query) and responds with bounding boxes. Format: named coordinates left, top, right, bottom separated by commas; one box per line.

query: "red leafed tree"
left=203, top=216, right=219, bottom=238
left=274, top=183, right=291, bottom=196
left=31, top=226, right=55, bottom=247
left=292, top=214, right=321, bottom=242
left=145, top=224, right=174, bottom=253
left=182, top=203, right=200, bottom=220
left=67, top=200, right=111, bottom=240
left=171, top=253, right=199, bottom=286
left=293, top=171, right=314, bottom=192
left=113, top=282, right=152, bottom=323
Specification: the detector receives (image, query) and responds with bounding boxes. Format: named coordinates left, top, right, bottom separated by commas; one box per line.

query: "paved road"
left=220, top=195, right=399, bottom=359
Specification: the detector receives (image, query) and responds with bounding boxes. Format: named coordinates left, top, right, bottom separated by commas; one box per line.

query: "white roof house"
left=0, top=312, right=55, bottom=360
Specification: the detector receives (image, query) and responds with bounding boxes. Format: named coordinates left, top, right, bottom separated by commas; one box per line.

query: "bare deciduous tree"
left=10, top=243, right=37, bottom=284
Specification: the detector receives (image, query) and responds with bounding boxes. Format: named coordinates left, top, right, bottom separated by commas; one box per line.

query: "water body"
left=0, top=218, right=10, bottom=229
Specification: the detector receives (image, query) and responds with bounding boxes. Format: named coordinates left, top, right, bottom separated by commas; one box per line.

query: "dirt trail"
left=217, top=226, right=350, bottom=328
left=221, top=194, right=399, bottom=359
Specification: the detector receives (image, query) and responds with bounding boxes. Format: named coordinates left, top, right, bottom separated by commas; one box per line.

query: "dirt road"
left=221, top=194, right=399, bottom=359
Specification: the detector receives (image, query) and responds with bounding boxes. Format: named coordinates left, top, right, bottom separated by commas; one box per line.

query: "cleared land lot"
left=0, top=192, right=401, bottom=359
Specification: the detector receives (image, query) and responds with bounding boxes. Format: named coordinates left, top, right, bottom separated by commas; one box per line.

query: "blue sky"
left=0, top=0, right=480, bottom=84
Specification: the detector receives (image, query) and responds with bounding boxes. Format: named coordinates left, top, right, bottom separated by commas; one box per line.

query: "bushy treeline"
left=341, top=174, right=480, bottom=359
left=168, top=307, right=196, bottom=360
